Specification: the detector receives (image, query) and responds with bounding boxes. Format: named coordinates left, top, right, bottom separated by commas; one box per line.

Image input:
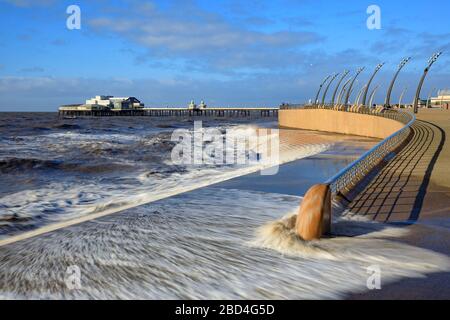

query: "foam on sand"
left=251, top=205, right=450, bottom=298
left=1, top=188, right=449, bottom=299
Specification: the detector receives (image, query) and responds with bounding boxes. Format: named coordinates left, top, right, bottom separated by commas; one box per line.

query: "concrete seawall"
left=279, top=109, right=404, bottom=139
left=280, top=108, right=412, bottom=240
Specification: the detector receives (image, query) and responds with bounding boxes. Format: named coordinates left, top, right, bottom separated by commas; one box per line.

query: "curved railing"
left=324, top=109, right=415, bottom=195
left=281, top=105, right=416, bottom=240
left=280, top=104, right=416, bottom=194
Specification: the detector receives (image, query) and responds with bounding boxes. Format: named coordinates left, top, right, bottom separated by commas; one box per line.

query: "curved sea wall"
left=279, top=108, right=415, bottom=241
left=279, top=109, right=405, bottom=139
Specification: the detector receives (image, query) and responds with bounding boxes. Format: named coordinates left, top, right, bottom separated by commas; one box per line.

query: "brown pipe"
left=296, top=184, right=331, bottom=240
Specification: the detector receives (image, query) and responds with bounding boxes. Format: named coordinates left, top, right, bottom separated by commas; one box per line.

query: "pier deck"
left=58, top=107, right=279, bottom=118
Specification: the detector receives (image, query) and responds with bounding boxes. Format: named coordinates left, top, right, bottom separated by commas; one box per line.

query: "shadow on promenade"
left=343, top=120, right=446, bottom=223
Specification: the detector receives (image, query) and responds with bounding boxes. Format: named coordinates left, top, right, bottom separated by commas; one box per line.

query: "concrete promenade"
left=346, top=108, right=450, bottom=299
left=347, top=109, right=450, bottom=223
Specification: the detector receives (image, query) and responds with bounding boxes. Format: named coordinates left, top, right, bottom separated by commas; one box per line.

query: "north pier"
left=58, top=96, right=278, bottom=118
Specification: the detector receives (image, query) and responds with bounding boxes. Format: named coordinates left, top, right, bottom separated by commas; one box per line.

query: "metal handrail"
left=325, top=110, right=415, bottom=194
left=280, top=103, right=416, bottom=194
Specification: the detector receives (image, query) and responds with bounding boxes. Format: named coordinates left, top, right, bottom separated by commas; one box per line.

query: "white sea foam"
left=1, top=188, right=448, bottom=299
left=0, top=127, right=332, bottom=240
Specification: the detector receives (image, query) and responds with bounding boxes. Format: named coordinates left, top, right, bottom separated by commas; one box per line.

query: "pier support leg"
left=296, top=184, right=331, bottom=241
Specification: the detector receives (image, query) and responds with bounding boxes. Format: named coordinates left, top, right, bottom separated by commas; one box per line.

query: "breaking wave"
left=1, top=116, right=343, bottom=240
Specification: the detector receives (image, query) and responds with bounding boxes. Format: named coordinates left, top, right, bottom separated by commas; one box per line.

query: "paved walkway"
left=348, top=109, right=450, bottom=223
left=346, top=109, right=450, bottom=299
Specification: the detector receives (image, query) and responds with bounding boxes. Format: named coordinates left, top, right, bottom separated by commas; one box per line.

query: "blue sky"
left=0, top=0, right=449, bottom=111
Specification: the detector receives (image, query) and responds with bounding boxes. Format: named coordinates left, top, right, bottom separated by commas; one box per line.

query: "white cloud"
left=87, top=1, right=323, bottom=72
left=1, top=0, right=55, bottom=7
left=2, top=66, right=449, bottom=111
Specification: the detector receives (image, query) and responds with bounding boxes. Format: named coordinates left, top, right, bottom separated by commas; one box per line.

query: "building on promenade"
left=430, top=90, right=450, bottom=109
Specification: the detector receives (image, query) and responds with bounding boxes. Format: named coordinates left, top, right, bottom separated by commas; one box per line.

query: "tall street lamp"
left=398, top=87, right=407, bottom=108
left=331, top=70, right=350, bottom=107
left=355, top=84, right=367, bottom=106
left=337, top=78, right=352, bottom=105
left=385, top=57, right=411, bottom=107
left=362, top=63, right=385, bottom=106
left=426, top=87, right=437, bottom=108
left=321, top=73, right=340, bottom=106
left=314, top=75, right=332, bottom=106
left=345, top=67, right=365, bottom=106
left=368, top=84, right=381, bottom=108
left=413, top=52, right=443, bottom=113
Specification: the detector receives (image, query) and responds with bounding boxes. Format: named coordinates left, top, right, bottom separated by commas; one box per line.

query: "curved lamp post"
left=368, top=84, right=381, bottom=108
left=331, top=70, right=350, bottom=107
left=314, top=75, right=332, bottom=106
left=426, top=87, right=436, bottom=108
left=355, top=84, right=367, bottom=106
left=345, top=67, right=365, bottom=106
left=385, top=57, right=411, bottom=107
left=339, top=88, right=349, bottom=105
left=347, top=86, right=357, bottom=104
left=321, top=73, right=340, bottom=106
left=337, top=78, right=353, bottom=105
left=413, top=52, right=443, bottom=113
left=398, top=87, right=407, bottom=108
left=341, top=82, right=356, bottom=105
left=362, top=63, right=385, bottom=106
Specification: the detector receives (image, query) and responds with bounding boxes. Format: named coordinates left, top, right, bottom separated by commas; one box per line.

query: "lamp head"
left=399, top=57, right=411, bottom=68
left=376, top=62, right=385, bottom=70
left=428, top=52, right=443, bottom=65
